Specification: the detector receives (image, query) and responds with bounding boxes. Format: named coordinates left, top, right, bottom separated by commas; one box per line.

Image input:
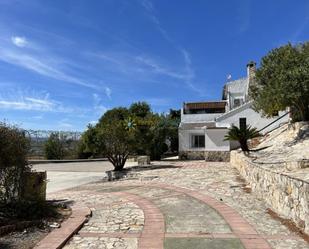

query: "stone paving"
left=83, top=201, right=144, bottom=234
left=47, top=161, right=309, bottom=249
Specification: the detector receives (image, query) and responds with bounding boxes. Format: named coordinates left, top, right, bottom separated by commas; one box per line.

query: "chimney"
left=247, top=61, right=256, bottom=81
left=246, top=61, right=256, bottom=100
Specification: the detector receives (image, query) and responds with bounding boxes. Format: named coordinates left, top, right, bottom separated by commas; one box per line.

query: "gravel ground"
left=0, top=227, right=49, bottom=249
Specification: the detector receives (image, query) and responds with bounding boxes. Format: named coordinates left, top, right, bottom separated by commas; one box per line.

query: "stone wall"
left=231, top=151, right=309, bottom=234
left=179, top=151, right=204, bottom=160
left=205, top=151, right=230, bottom=161
left=179, top=151, right=230, bottom=161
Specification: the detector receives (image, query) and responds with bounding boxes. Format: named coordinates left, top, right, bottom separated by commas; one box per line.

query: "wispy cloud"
left=57, top=119, right=74, bottom=130
left=275, top=4, right=309, bottom=46
left=291, top=4, right=309, bottom=42
left=0, top=92, right=54, bottom=112
left=180, top=48, right=194, bottom=80
left=89, top=48, right=205, bottom=95
left=139, top=0, right=173, bottom=43
left=0, top=35, right=101, bottom=90
left=93, top=93, right=108, bottom=115
left=135, top=55, right=186, bottom=79
left=138, top=0, right=204, bottom=94
left=0, top=89, right=77, bottom=113
left=140, top=0, right=154, bottom=12
left=88, top=50, right=186, bottom=80
left=0, top=48, right=98, bottom=89
left=236, top=0, right=252, bottom=33
left=11, top=36, right=28, bottom=47
left=104, top=87, right=112, bottom=99
left=179, top=48, right=207, bottom=95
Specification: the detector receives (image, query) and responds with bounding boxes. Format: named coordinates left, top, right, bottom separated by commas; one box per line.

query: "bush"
left=76, top=141, right=93, bottom=159
left=77, top=125, right=100, bottom=159
left=0, top=123, right=30, bottom=203
left=44, top=133, right=66, bottom=159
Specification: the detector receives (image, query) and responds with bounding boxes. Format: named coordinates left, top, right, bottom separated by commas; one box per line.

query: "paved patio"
left=33, top=161, right=134, bottom=193
left=47, top=161, right=309, bottom=249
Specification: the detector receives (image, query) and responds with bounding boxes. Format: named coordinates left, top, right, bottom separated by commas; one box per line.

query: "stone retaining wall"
left=231, top=150, right=309, bottom=234
left=179, top=151, right=230, bottom=161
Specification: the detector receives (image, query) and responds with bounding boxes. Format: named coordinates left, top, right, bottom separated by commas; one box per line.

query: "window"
left=191, top=135, right=205, bottom=148
left=233, top=98, right=242, bottom=108
left=184, top=108, right=225, bottom=114
left=239, top=118, right=246, bottom=130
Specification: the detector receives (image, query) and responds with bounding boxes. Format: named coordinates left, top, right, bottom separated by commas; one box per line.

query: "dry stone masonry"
left=230, top=122, right=309, bottom=235
left=231, top=151, right=309, bottom=234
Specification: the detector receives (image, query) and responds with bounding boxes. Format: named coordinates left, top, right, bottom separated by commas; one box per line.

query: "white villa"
left=178, top=61, right=289, bottom=161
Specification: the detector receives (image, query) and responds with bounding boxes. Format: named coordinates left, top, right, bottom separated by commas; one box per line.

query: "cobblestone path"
left=48, top=161, right=309, bottom=249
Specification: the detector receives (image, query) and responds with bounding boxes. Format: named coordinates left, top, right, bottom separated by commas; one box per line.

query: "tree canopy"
left=96, top=108, right=133, bottom=171
left=250, top=42, right=309, bottom=121
left=129, top=101, right=151, bottom=118
left=44, top=133, right=66, bottom=160
left=79, top=103, right=180, bottom=170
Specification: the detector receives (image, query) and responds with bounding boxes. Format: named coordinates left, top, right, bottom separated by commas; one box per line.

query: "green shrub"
left=224, top=125, right=260, bottom=152
left=0, top=123, right=30, bottom=203
left=44, top=133, right=66, bottom=159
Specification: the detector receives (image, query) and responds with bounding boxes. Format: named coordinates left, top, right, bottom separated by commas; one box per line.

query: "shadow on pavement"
left=105, top=163, right=180, bottom=181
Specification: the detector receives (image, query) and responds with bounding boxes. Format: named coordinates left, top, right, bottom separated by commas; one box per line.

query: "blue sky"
left=0, top=0, right=308, bottom=131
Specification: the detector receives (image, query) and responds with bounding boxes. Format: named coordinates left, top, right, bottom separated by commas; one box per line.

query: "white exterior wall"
left=179, top=128, right=230, bottom=152
left=216, top=104, right=289, bottom=134
left=179, top=128, right=205, bottom=151
left=205, top=129, right=230, bottom=151
left=181, top=108, right=222, bottom=123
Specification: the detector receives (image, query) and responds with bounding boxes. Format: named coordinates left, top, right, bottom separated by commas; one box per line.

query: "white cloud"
left=104, top=87, right=112, bottom=99
left=139, top=0, right=173, bottom=43
left=89, top=50, right=188, bottom=81
left=93, top=93, right=108, bottom=115
left=0, top=98, right=54, bottom=111
left=236, top=0, right=252, bottom=33
left=0, top=89, right=76, bottom=113
left=0, top=92, right=54, bottom=111
left=89, top=120, right=98, bottom=126
left=138, top=1, right=202, bottom=94
left=141, top=0, right=154, bottom=12
left=178, top=48, right=206, bottom=95
left=90, top=49, right=203, bottom=94
left=135, top=55, right=186, bottom=79
left=57, top=119, right=74, bottom=130
left=11, top=36, right=28, bottom=47
left=93, top=93, right=100, bottom=104
left=291, top=11, right=309, bottom=42
left=0, top=37, right=100, bottom=90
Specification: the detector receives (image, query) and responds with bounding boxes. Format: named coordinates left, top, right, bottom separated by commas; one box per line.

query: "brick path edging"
left=114, top=192, right=165, bottom=249
left=46, top=182, right=289, bottom=249
left=152, top=183, right=272, bottom=249
left=34, top=204, right=91, bottom=249
left=117, top=182, right=272, bottom=249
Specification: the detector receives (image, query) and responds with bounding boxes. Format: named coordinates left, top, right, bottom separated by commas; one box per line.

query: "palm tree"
left=224, top=125, right=260, bottom=152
